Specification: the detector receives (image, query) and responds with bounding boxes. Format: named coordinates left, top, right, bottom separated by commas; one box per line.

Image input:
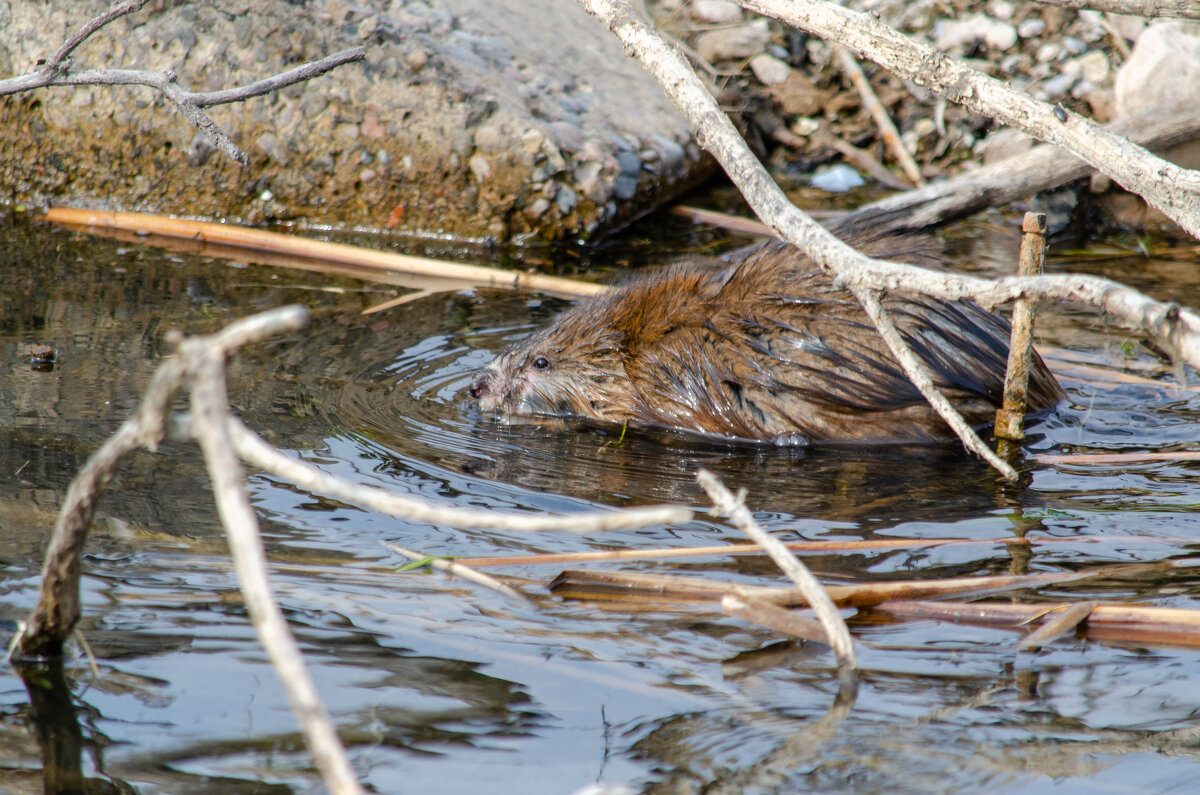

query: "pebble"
left=1114, top=23, right=1200, bottom=118
left=1069, top=51, right=1109, bottom=84
left=555, top=186, right=577, bottom=214
left=255, top=132, right=289, bottom=166
left=1017, top=19, right=1045, bottom=39
left=404, top=48, right=428, bottom=71
left=934, top=14, right=1016, bottom=52
left=690, top=0, right=741, bottom=24
left=749, top=53, right=792, bottom=86
left=527, top=197, right=550, bottom=218
left=469, top=153, right=490, bottom=182
left=696, top=19, right=770, bottom=63
left=810, top=164, right=864, bottom=192
left=613, top=174, right=638, bottom=201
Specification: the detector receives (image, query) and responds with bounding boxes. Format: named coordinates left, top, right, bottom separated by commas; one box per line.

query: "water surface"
left=1, top=210, right=1198, bottom=793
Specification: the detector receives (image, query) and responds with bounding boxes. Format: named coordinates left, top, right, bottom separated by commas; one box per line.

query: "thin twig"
left=995, top=212, right=1047, bottom=445
left=185, top=338, right=363, bottom=795
left=229, top=417, right=691, bottom=532
left=46, top=0, right=151, bottom=72
left=1030, top=0, right=1200, bottom=19
left=695, top=469, right=857, bottom=677
left=0, top=0, right=365, bottom=165
left=850, top=285, right=1018, bottom=479
left=382, top=542, right=534, bottom=605
left=833, top=45, right=924, bottom=187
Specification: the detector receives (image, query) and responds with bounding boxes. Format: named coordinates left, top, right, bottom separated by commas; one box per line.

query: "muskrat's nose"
left=468, top=371, right=492, bottom=400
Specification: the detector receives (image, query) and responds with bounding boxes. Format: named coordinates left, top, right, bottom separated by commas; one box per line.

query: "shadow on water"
left=1, top=209, right=1200, bottom=792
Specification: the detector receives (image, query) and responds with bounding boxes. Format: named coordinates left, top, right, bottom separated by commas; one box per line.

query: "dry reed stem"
left=43, top=208, right=605, bottom=299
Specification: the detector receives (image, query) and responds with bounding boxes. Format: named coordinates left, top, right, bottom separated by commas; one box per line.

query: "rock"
left=696, top=19, right=770, bottom=63
left=0, top=0, right=706, bottom=241
left=689, top=0, right=742, bottom=24
left=748, top=53, right=792, bottom=86
left=1114, top=23, right=1200, bottom=119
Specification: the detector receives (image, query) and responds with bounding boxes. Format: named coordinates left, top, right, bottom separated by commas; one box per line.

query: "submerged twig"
left=383, top=542, right=534, bottom=605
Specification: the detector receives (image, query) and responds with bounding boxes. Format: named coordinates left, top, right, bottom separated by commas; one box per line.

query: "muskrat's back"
left=469, top=242, right=1064, bottom=444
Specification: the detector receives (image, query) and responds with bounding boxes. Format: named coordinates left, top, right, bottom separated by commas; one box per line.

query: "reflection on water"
left=1, top=210, right=1199, bottom=792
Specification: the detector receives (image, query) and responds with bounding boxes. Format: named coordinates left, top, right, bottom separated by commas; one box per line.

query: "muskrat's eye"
left=533, top=356, right=550, bottom=370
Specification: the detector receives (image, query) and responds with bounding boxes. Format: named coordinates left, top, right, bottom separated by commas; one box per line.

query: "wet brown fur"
left=470, top=241, right=1065, bottom=444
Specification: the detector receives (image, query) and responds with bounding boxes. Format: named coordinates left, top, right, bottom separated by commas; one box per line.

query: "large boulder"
left=0, top=0, right=707, bottom=241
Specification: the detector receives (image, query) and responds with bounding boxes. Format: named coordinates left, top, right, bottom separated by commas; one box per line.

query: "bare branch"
left=739, top=0, right=1200, bottom=239
left=830, top=100, right=1200, bottom=240
left=850, top=286, right=1019, bottom=479
left=187, top=49, right=367, bottom=107
left=0, top=0, right=366, bottom=165
left=229, top=417, right=692, bottom=532
left=696, top=469, right=858, bottom=682
left=46, top=0, right=152, bottom=72
left=184, top=338, right=363, bottom=795
left=1031, top=0, right=1200, bottom=19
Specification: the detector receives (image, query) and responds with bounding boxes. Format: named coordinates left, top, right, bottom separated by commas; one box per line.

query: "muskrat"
left=469, top=241, right=1064, bottom=445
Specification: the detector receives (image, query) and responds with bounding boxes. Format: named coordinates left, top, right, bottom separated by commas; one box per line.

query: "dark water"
left=1, top=210, right=1199, bottom=793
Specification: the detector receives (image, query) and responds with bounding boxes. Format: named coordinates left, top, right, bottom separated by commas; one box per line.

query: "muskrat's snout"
left=468, top=368, right=496, bottom=402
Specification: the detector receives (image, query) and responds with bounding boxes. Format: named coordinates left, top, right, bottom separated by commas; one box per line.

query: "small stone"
left=1036, top=42, right=1062, bottom=64
left=405, top=49, right=428, bottom=71
left=1073, top=51, right=1110, bottom=84
left=469, top=153, right=491, bottom=182
left=749, top=53, right=792, bottom=86
left=689, top=0, right=741, bottom=24
left=555, top=187, right=577, bottom=214
left=549, top=121, right=583, bottom=152
left=980, top=128, right=1034, bottom=164
left=696, top=19, right=770, bottom=63
left=255, top=132, right=289, bottom=166
left=613, top=174, right=638, bottom=201
left=334, top=122, right=359, bottom=141
left=360, top=168, right=377, bottom=183
left=789, top=117, right=819, bottom=136
left=810, top=164, right=864, bottom=192
left=988, top=0, right=1014, bottom=20
left=1018, top=19, right=1046, bottom=39
left=526, top=197, right=551, bottom=218
left=474, top=123, right=504, bottom=152
left=1063, top=36, right=1086, bottom=55
left=934, top=14, right=1016, bottom=52
left=616, top=149, right=641, bottom=177
left=362, top=110, right=387, bottom=140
